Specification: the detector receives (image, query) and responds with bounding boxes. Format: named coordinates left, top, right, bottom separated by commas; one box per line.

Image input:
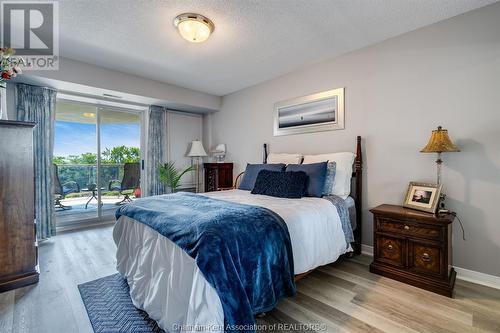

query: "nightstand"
left=204, top=163, right=233, bottom=192
left=369, top=204, right=456, bottom=297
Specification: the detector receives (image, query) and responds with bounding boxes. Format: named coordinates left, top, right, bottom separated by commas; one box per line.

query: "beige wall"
left=207, top=3, right=500, bottom=277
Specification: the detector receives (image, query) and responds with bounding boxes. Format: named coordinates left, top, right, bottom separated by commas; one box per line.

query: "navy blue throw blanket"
left=115, top=193, right=296, bottom=332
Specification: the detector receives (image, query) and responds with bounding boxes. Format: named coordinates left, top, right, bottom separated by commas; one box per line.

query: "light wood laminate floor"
left=1, top=225, right=499, bottom=333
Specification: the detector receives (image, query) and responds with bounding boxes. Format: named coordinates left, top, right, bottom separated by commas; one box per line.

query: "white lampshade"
left=215, top=143, right=226, bottom=152
left=187, top=140, right=207, bottom=157
left=210, top=143, right=226, bottom=153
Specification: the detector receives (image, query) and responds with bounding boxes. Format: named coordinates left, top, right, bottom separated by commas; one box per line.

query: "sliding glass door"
left=99, top=108, right=142, bottom=219
left=54, top=100, right=143, bottom=226
left=54, top=101, right=99, bottom=223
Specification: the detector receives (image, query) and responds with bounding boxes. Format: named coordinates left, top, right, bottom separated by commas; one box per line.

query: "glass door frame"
left=55, top=97, right=147, bottom=230
left=96, top=105, right=146, bottom=220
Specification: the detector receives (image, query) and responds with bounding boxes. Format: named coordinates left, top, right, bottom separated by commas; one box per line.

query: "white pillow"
left=267, top=153, right=303, bottom=165
left=302, top=152, right=355, bottom=199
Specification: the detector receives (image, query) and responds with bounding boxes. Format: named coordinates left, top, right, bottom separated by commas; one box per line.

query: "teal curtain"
left=16, top=83, right=57, bottom=239
left=146, top=105, right=167, bottom=196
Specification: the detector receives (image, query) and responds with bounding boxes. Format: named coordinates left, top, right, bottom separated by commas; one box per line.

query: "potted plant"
left=159, top=162, right=195, bottom=193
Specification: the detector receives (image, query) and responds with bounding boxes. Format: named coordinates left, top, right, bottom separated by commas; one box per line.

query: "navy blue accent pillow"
left=286, top=162, right=328, bottom=198
left=251, top=170, right=308, bottom=198
left=238, top=163, right=286, bottom=191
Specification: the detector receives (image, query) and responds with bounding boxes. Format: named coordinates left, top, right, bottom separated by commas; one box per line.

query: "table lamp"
left=420, top=126, right=460, bottom=185
left=210, top=143, right=227, bottom=163
left=187, top=140, right=207, bottom=193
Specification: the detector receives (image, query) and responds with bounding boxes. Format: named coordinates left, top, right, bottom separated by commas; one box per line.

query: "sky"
left=54, top=121, right=140, bottom=157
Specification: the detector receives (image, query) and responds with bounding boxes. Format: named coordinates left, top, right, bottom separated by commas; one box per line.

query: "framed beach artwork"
left=403, top=182, right=442, bottom=213
left=273, top=87, right=345, bottom=136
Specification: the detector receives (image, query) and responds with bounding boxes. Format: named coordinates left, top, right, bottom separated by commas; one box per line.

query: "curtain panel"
left=146, top=105, right=167, bottom=196
left=16, top=83, right=57, bottom=239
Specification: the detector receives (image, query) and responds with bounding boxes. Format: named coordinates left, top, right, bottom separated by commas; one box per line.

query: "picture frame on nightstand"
left=403, top=182, right=442, bottom=214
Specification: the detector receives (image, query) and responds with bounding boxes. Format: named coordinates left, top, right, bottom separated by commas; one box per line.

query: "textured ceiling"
left=58, top=0, right=497, bottom=96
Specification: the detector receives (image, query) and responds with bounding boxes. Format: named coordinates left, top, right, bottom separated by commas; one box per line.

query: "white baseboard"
left=453, top=267, right=500, bottom=290
left=361, top=244, right=374, bottom=256
left=358, top=244, right=500, bottom=290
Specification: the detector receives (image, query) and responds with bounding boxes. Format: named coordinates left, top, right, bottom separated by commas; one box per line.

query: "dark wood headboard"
left=352, top=136, right=362, bottom=255
left=262, top=136, right=363, bottom=255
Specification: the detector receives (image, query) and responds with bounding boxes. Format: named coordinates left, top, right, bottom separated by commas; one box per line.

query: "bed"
left=113, top=136, right=363, bottom=333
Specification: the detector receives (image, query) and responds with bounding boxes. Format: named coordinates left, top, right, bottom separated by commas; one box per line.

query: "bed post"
left=353, top=136, right=363, bottom=255
left=263, top=143, right=268, bottom=164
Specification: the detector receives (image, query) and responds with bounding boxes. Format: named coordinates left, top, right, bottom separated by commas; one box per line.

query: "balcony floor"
left=56, top=195, right=135, bottom=224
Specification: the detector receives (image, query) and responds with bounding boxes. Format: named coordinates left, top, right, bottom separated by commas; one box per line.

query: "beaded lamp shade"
left=420, top=126, right=460, bottom=185
left=420, top=126, right=460, bottom=153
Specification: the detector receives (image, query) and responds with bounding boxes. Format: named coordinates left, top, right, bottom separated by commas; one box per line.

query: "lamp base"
left=436, top=152, right=442, bottom=185
left=214, top=155, right=225, bottom=163
left=438, top=193, right=447, bottom=211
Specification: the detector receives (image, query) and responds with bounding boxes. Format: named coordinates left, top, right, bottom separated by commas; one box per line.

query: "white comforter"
left=113, top=190, right=349, bottom=332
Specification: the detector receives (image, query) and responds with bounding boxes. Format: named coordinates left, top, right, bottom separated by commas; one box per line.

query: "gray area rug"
left=78, top=273, right=165, bottom=333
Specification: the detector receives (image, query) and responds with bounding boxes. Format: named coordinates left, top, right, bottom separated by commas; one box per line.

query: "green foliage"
left=53, top=146, right=140, bottom=191
left=102, top=146, right=140, bottom=164
left=67, top=152, right=97, bottom=164
left=159, top=162, right=194, bottom=191
left=54, top=146, right=140, bottom=166
left=53, top=156, right=67, bottom=165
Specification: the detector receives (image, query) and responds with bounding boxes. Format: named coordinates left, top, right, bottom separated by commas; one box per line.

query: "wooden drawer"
left=377, top=217, right=441, bottom=241
left=376, top=234, right=405, bottom=267
left=408, top=240, right=443, bottom=276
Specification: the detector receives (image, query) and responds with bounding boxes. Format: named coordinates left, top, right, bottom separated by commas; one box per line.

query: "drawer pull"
left=404, top=225, right=410, bottom=230
left=387, top=244, right=393, bottom=251
left=422, top=253, right=432, bottom=262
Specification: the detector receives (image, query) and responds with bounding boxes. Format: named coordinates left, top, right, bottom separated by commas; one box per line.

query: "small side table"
left=369, top=204, right=456, bottom=297
left=83, top=184, right=105, bottom=209
left=204, top=163, right=233, bottom=192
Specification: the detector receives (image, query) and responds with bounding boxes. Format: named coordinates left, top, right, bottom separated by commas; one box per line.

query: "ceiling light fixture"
left=174, top=13, right=214, bottom=43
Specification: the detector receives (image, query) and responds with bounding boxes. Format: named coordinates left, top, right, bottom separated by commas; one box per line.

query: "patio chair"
left=108, top=162, right=140, bottom=205
left=54, top=164, right=80, bottom=210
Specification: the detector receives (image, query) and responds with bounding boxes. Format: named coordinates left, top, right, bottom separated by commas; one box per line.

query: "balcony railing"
left=56, top=163, right=128, bottom=195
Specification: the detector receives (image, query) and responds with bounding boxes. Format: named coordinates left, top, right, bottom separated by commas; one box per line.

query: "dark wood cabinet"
left=0, top=120, right=39, bottom=292
left=204, top=163, right=233, bottom=192
left=370, top=204, right=455, bottom=297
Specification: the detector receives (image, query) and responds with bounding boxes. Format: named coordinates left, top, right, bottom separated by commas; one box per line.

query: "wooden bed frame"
left=233, top=136, right=363, bottom=281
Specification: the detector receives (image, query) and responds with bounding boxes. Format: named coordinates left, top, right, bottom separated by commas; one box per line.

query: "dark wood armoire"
left=0, top=120, right=39, bottom=292
left=204, top=163, right=233, bottom=192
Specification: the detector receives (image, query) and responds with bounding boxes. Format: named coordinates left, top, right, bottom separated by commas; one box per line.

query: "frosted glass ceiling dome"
left=174, top=13, right=214, bottom=43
